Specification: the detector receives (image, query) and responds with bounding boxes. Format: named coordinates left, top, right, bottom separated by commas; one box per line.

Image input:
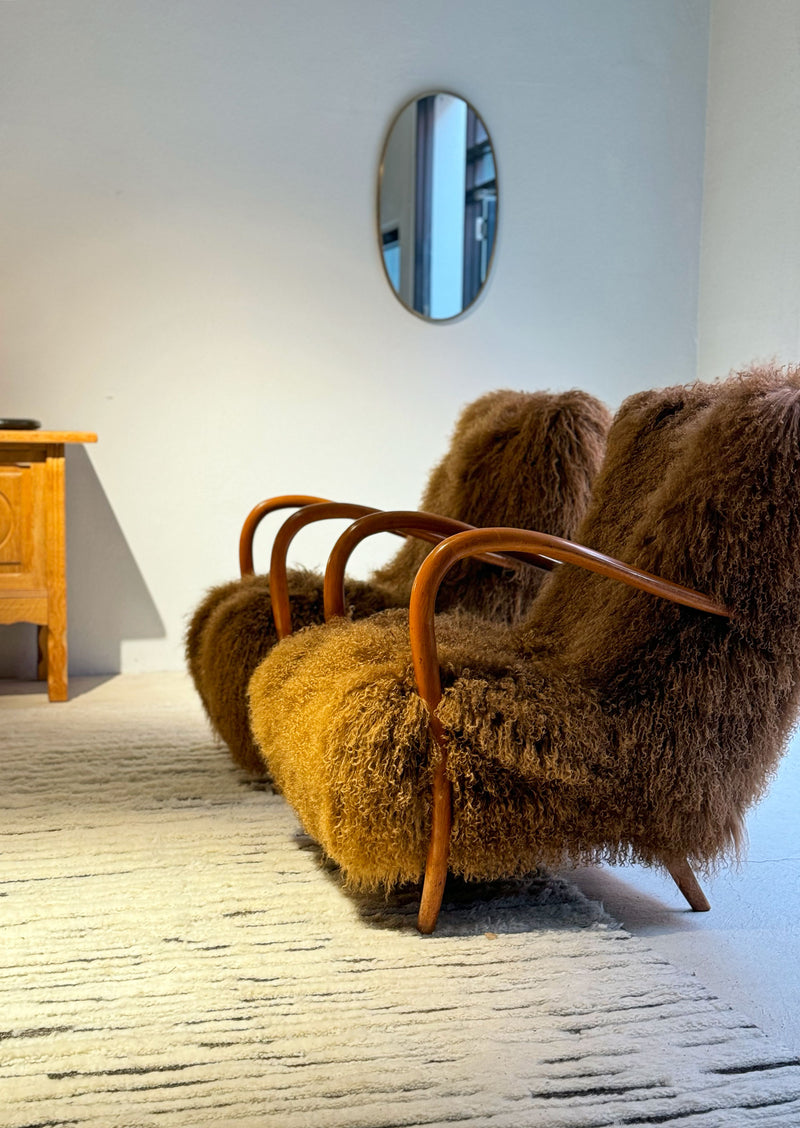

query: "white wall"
left=698, top=0, right=800, bottom=378
left=0, top=0, right=709, bottom=676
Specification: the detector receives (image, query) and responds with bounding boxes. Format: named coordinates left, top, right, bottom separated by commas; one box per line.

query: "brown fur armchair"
left=248, top=365, right=800, bottom=932
left=186, top=388, right=610, bottom=771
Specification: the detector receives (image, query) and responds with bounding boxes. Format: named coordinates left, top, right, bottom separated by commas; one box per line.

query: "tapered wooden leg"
left=417, top=760, right=452, bottom=934
left=666, top=856, right=710, bottom=911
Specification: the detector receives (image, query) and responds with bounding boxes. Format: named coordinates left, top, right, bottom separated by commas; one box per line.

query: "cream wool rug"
left=2, top=673, right=800, bottom=1128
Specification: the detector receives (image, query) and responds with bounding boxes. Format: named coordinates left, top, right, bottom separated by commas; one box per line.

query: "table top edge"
left=0, top=431, right=98, bottom=444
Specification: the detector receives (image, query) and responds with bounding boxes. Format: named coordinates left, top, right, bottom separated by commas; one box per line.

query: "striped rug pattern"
left=2, top=674, right=800, bottom=1127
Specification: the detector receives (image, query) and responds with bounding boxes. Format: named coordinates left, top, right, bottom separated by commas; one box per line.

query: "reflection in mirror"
left=378, top=92, right=498, bottom=321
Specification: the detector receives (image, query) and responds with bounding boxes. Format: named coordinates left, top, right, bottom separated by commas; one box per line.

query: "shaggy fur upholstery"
left=194, top=571, right=393, bottom=772
left=248, top=365, right=800, bottom=888
left=371, top=388, right=611, bottom=621
left=187, top=388, right=611, bottom=771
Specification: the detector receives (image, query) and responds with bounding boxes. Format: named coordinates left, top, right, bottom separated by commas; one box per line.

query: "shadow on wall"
left=0, top=446, right=164, bottom=679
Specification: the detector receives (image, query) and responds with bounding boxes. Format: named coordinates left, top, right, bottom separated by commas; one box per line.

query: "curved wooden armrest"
left=270, top=501, right=410, bottom=639
left=410, top=527, right=731, bottom=935
left=322, top=510, right=553, bottom=623
left=239, top=495, right=331, bottom=577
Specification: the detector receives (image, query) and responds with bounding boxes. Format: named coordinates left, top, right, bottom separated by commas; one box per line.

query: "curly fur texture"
left=249, top=609, right=607, bottom=886
left=372, top=388, right=611, bottom=620
left=187, top=388, right=611, bottom=770
left=193, top=571, right=394, bottom=772
left=248, top=365, right=800, bottom=888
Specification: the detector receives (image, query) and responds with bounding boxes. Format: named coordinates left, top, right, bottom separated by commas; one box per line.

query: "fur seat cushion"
left=186, top=388, right=611, bottom=771
left=249, top=609, right=608, bottom=888
left=248, top=366, right=800, bottom=888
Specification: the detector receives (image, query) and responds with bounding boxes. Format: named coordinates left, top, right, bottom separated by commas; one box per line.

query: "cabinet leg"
left=45, top=449, right=68, bottom=702
left=37, top=625, right=49, bottom=681
left=46, top=615, right=68, bottom=702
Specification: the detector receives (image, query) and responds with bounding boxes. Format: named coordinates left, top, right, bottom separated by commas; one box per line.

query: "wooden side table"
left=0, top=430, right=98, bottom=701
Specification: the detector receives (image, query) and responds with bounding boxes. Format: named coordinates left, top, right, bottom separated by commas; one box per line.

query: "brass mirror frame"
left=376, top=90, right=499, bottom=323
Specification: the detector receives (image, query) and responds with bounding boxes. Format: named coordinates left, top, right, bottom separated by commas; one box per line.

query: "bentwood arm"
left=407, top=527, right=731, bottom=935
left=322, top=509, right=551, bottom=623
left=239, top=495, right=332, bottom=577
left=267, top=502, right=546, bottom=641
left=239, top=495, right=403, bottom=638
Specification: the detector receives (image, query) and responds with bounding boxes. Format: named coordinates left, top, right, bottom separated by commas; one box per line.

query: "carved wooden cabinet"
left=0, top=431, right=97, bottom=700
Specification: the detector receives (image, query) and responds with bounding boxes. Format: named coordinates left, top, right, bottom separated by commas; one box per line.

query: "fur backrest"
left=520, top=379, right=718, bottom=666
left=372, top=387, right=611, bottom=622
left=522, top=365, right=800, bottom=860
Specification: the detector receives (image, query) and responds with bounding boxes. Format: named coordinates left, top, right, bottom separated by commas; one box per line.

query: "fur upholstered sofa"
left=246, top=365, right=800, bottom=931
left=186, top=388, right=610, bottom=770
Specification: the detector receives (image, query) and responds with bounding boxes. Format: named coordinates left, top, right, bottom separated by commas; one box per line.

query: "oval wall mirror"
left=377, top=92, right=498, bottom=321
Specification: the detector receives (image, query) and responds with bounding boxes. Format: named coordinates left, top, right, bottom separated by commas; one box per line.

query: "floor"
left=566, top=739, right=800, bottom=1054
left=4, top=670, right=800, bottom=1055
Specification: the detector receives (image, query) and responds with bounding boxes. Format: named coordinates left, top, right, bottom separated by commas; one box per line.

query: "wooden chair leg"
left=417, top=759, right=452, bottom=934
left=666, top=856, right=710, bottom=911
